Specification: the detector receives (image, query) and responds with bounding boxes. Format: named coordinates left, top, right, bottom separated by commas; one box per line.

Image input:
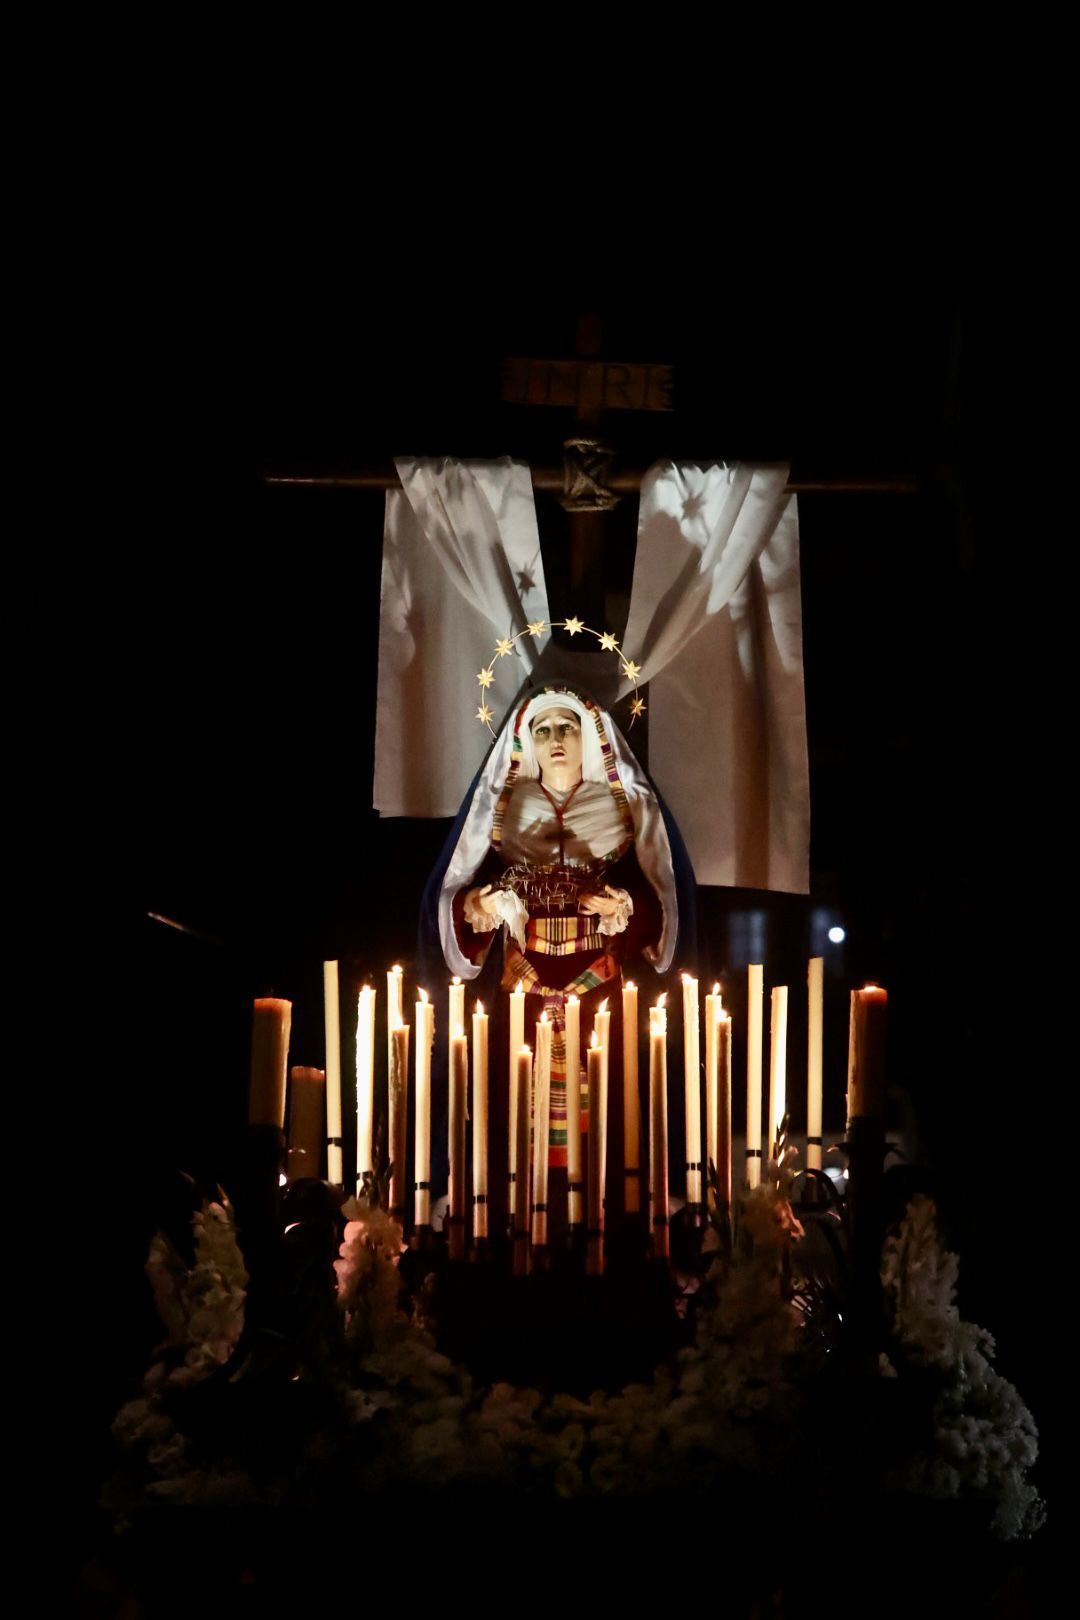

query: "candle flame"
left=540, top=1011, right=549, bottom=1024
left=590, top=1030, right=599, bottom=1048
left=568, top=993, right=578, bottom=1005
left=624, top=980, right=635, bottom=992
left=391, top=964, right=402, bottom=975
left=516, top=980, right=524, bottom=994
left=682, top=972, right=696, bottom=985
left=453, top=1024, right=464, bottom=1040
left=863, top=983, right=881, bottom=992
left=656, top=993, right=667, bottom=1010
left=452, top=975, right=461, bottom=985
left=712, top=982, right=720, bottom=996
left=419, top=988, right=429, bottom=1004
left=476, top=1000, right=484, bottom=1015
left=597, top=998, right=609, bottom=1015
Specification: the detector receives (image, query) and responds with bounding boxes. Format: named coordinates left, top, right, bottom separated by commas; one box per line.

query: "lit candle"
left=565, top=994, right=583, bottom=1228
left=286, top=1065, right=324, bottom=1182
left=846, top=985, right=888, bottom=1121
left=532, top=1014, right=552, bottom=1250
left=449, top=976, right=465, bottom=1062
left=387, top=963, right=404, bottom=1128
left=472, top=1001, right=489, bottom=1242
left=388, top=1023, right=410, bottom=1220
left=448, top=1024, right=468, bottom=1260
left=586, top=1032, right=606, bottom=1274
left=509, top=980, right=526, bottom=1202
left=768, top=985, right=789, bottom=1165
left=622, top=981, right=640, bottom=1214
left=355, top=985, right=376, bottom=1186
left=682, top=974, right=702, bottom=1208
left=746, top=964, right=764, bottom=1188
left=716, top=1006, right=732, bottom=1221
left=248, top=997, right=292, bottom=1128
left=705, top=984, right=722, bottom=1204
left=649, top=997, right=669, bottom=1260
left=513, top=1046, right=531, bottom=1276
left=322, top=962, right=344, bottom=1186
left=594, top=998, right=611, bottom=1225
left=807, top=958, right=824, bottom=1170
left=414, top=989, right=434, bottom=1229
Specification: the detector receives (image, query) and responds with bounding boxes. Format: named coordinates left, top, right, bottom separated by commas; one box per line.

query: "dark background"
left=20, top=259, right=1053, bottom=1585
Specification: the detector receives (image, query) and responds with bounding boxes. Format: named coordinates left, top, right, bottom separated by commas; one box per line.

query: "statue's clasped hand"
left=578, top=886, right=622, bottom=919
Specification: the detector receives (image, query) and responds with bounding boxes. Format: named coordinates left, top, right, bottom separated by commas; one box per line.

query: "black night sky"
left=19, top=245, right=1058, bottom=1597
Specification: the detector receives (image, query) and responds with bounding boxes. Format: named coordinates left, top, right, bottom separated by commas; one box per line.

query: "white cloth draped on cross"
left=374, top=456, right=809, bottom=893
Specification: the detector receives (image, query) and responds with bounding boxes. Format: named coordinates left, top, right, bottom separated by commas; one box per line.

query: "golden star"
left=477, top=666, right=495, bottom=689
left=494, top=637, right=515, bottom=658
left=476, top=703, right=494, bottom=726
left=630, top=695, right=647, bottom=719
left=599, top=631, right=619, bottom=652
left=562, top=615, right=585, bottom=636
left=622, top=659, right=641, bottom=682
left=526, top=619, right=547, bottom=638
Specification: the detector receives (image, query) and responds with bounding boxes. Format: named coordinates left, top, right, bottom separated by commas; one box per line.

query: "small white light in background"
left=828, top=926, right=846, bottom=944
left=278, top=1172, right=287, bottom=1187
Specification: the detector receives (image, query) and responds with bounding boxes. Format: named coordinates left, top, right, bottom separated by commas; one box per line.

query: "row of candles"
left=249, top=965, right=889, bottom=1271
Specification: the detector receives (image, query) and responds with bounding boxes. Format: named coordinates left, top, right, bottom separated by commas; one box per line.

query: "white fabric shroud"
left=375, top=456, right=809, bottom=895
left=621, top=463, right=809, bottom=892
left=374, top=458, right=551, bottom=818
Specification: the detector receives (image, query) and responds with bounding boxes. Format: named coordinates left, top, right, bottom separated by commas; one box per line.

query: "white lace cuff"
left=598, top=887, right=633, bottom=937
left=464, top=887, right=528, bottom=950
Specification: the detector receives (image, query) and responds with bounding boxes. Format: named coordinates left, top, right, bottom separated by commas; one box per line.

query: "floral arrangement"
left=107, top=1165, right=1044, bottom=1543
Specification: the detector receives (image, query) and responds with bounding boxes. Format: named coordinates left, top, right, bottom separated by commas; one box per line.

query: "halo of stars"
left=473, top=619, right=646, bottom=738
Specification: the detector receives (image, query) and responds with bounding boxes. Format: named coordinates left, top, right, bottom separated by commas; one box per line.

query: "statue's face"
left=530, top=707, right=583, bottom=780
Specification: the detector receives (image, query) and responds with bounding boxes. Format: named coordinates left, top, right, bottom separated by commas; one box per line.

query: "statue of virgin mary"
left=421, top=684, right=695, bottom=1203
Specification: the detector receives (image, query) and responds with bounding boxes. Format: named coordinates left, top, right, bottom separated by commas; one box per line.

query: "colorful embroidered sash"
left=503, top=943, right=619, bottom=1167
left=526, top=915, right=605, bottom=957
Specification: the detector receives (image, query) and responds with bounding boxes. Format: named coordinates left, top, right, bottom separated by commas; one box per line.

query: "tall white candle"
left=513, top=1046, right=531, bottom=1276
left=768, top=985, right=789, bottom=1165
left=716, top=1009, right=732, bottom=1218
left=705, top=984, right=721, bottom=1204
left=388, top=1023, right=410, bottom=1220
left=322, top=962, right=344, bottom=1186
left=682, top=974, right=702, bottom=1207
left=807, top=957, right=824, bottom=1170
left=594, top=998, right=611, bottom=1223
left=448, top=1026, right=468, bottom=1260
left=472, top=1002, right=489, bottom=1242
left=414, top=989, right=434, bottom=1228
left=532, top=1014, right=552, bottom=1250
left=248, top=998, right=292, bottom=1128
left=586, top=1034, right=605, bottom=1275
left=565, top=994, right=583, bottom=1228
left=387, top=963, right=404, bottom=1138
left=509, top=980, right=526, bottom=1197
left=746, top=964, right=764, bottom=1188
left=355, top=985, right=376, bottom=1185
left=649, top=996, right=669, bottom=1260
left=449, top=977, right=465, bottom=1065
left=622, top=981, right=640, bottom=1214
